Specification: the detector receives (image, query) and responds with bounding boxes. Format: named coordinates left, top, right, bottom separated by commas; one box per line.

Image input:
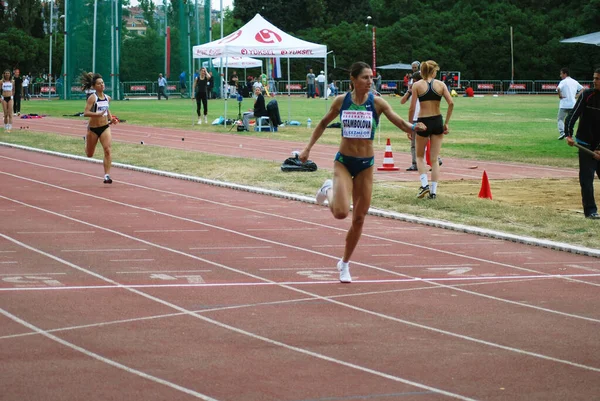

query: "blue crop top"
left=339, top=92, right=379, bottom=140
left=418, top=79, right=443, bottom=102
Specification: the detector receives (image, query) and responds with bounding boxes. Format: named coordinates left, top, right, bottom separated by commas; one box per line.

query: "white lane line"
left=116, top=270, right=211, bottom=274
left=0, top=233, right=479, bottom=400
left=566, top=264, right=600, bottom=273
left=0, top=277, right=560, bottom=342
left=134, top=229, right=209, bottom=233
left=61, top=248, right=147, bottom=252
left=0, top=272, right=66, bottom=276
left=0, top=251, right=17, bottom=253
left=4, top=273, right=600, bottom=292
left=260, top=267, right=332, bottom=271
left=0, top=308, right=219, bottom=401
left=17, top=231, right=95, bottom=234
left=0, top=261, right=18, bottom=264
left=524, top=261, right=600, bottom=265
left=189, top=246, right=271, bottom=250
left=395, top=264, right=480, bottom=268
left=246, top=228, right=318, bottom=231
left=243, top=256, right=287, bottom=260
left=372, top=254, right=414, bottom=257
left=110, top=259, right=155, bottom=262
left=313, top=244, right=391, bottom=248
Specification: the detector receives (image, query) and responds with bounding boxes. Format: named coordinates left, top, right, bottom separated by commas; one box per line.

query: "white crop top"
left=2, top=81, right=13, bottom=92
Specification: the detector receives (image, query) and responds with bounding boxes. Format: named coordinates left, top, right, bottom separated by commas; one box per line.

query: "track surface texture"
left=1, top=146, right=599, bottom=401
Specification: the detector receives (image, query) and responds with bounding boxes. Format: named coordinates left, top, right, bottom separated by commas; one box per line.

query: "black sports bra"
left=418, top=79, right=442, bottom=102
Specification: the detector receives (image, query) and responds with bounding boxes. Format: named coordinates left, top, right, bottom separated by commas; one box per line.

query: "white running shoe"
left=204, top=115, right=208, bottom=123
left=197, top=118, right=202, bottom=125
left=337, top=260, right=352, bottom=283
left=316, top=179, right=333, bottom=205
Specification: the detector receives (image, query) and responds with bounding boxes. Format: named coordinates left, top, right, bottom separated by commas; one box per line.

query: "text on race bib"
left=341, top=110, right=372, bottom=139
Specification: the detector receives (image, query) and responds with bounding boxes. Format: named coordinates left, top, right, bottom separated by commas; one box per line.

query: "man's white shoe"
left=197, top=118, right=202, bottom=125
left=316, top=179, right=333, bottom=205
left=337, top=260, right=352, bottom=283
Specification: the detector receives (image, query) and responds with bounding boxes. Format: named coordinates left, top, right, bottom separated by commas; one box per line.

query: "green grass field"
left=2, top=94, right=598, bottom=249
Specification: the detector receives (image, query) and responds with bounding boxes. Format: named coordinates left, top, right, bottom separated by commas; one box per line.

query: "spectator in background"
left=564, top=68, right=600, bottom=219
left=208, top=70, right=215, bottom=99
left=317, top=70, right=326, bottom=98
left=242, top=86, right=268, bottom=131
left=193, top=67, right=211, bottom=124
left=557, top=67, right=583, bottom=140
left=179, top=71, right=187, bottom=98
left=401, top=71, right=422, bottom=171
left=328, top=80, right=339, bottom=96
left=306, top=68, right=316, bottom=98
left=403, top=73, right=410, bottom=94
left=464, top=83, right=474, bottom=97
left=22, top=74, right=30, bottom=101
left=229, top=70, right=239, bottom=96
left=374, top=70, right=382, bottom=93
left=157, top=73, right=168, bottom=100
left=12, top=69, right=22, bottom=116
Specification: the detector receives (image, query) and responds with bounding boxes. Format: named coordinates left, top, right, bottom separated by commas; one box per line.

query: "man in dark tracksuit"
left=565, top=68, right=600, bottom=219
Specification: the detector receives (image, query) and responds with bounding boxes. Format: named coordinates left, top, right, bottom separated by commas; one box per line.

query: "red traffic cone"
left=478, top=171, right=493, bottom=200
left=425, top=139, right=432, bottom=166
left=377, top=138, right=400, bottom=171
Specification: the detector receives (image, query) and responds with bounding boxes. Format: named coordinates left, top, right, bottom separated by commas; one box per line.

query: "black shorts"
left=2, top=96, right=12, bottom=102
left=89, top=124, right=109, bottom=136
left=416, top=115, right=444, bottom=137
left=334, top=152, right=374, bottom=178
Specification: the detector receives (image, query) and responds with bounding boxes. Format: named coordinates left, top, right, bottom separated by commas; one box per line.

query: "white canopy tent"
left=378, top=62, right=413, bottom=70
left=560, top=32, right=600, bottom=46
left=193, top=13, right=328, bottom=124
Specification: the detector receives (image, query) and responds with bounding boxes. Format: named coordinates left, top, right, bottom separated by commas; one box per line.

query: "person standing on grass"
left=557, top=68, right=583, bottom=140
left=401, top=71, right=422, bottom=171
left=409, top=60, right=454, bottom=199
left=306, top=68, right=316, bottom=99
left=157, top=73, right=168, bottom=100
left=81, top=72, right=118, bottom=184
left=1, top=69, right=14, bottom=132
left=193, top=67, right=211, bottom=124
left=12, top=69, right=22, bottom=116
left=299, top=62, right=426, bottom=283
left=564, top=68, right=600, bottom=219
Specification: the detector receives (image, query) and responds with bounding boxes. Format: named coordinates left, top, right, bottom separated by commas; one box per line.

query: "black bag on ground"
left=281, top=155, right=318, bottom=172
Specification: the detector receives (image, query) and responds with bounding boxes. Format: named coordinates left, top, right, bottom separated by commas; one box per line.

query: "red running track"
left=1, top=147, right=599, bottom=401
left=14, top=116, right=578, bottom=182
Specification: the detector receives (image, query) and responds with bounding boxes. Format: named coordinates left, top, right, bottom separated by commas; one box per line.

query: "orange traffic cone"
left=478, top=171, right=492, bottom=200
left=425, top=139, right=432, bottom=166
left=377, top=138, right=400, bottom=171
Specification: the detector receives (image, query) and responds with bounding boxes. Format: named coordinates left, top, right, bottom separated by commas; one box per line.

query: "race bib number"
left=341, top=110, right=372, bottom=139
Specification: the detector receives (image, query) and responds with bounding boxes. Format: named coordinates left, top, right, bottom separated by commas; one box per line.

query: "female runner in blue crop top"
left=299, top=62, right=426, bottom=283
